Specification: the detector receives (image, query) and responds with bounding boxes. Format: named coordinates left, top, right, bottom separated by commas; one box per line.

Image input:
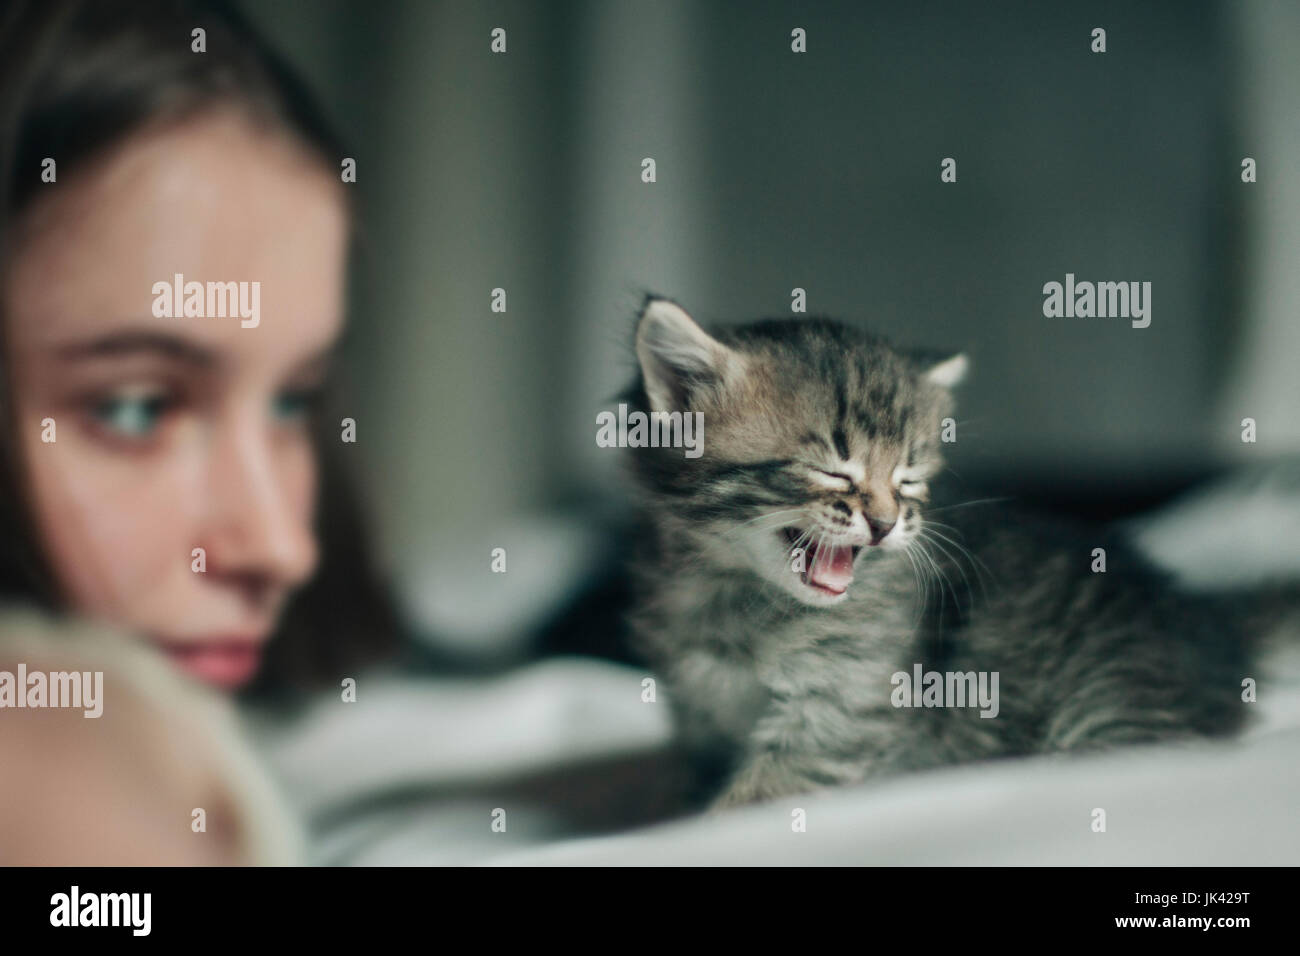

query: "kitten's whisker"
left=720, top=509, right=810, bottom=539
left=916, top=541, right=948, bottom=609
left=918, top=522, right=998, bottom=595
left=923, top=496, right=1011, bottom=516
left=904, top=539, right=929, bottom=608
left=734, top=508, right=809, bottom=528
left=785, top=528, right=816, bottom=577
left=911, top=538, right=939, bottom=624
left=899, top=542, right=928, bottom=626
left=913, top=537, right=959, bottom=614
left=926, top=532, right=996, bottom=594
left=917, top=531, right=980, bottom=606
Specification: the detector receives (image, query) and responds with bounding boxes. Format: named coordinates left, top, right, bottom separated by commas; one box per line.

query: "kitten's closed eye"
left=897, top=481, right=929, bottom=501
left=810, top=469, right=854, bottom=492
left=893, top=464, right=932, bottom=495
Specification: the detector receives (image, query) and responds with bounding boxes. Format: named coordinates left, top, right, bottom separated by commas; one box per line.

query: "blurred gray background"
left=239, top=0, right=1300, bottom=654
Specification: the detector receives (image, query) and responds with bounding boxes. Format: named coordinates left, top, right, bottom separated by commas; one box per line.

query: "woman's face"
left=4, top=109, right=348, bottom=690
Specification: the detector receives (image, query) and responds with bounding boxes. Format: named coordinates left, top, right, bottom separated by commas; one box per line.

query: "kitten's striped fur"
left=625, top=297, right=1249, bottom=808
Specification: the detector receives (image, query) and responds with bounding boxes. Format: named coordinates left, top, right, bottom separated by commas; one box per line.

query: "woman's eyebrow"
left=53, top=330, right=217, bottom=367
left=289, top=344, right=338, bottom=380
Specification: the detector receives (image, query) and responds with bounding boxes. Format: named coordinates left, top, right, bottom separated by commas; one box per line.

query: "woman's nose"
left=197, top=416, right=317, bottom=590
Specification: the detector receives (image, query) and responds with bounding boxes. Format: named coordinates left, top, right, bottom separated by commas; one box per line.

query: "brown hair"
left=0, top=0, right=402, bottom=694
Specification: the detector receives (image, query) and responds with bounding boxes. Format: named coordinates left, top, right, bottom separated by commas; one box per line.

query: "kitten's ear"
left=635, top=297, right=741, bottom=412
left=916, top=350, right=969, bottom=388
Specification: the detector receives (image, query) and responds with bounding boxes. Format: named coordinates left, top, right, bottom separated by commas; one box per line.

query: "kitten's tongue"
left=808, top=542, right=855, bottom=593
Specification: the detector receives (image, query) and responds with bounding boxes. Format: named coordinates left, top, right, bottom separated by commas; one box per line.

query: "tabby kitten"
left=624, top=296, right=1248, bottom=809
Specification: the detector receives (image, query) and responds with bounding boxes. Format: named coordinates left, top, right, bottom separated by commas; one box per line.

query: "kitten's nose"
left=866, top=517, right=895, bottom=544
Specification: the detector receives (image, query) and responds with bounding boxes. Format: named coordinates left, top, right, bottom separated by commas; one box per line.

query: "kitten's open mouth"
left=782, top=527, right=862, bottom=596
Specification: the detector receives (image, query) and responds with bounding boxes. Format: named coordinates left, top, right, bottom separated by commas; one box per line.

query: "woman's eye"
left=273, top=388, right=321, bottom=423
left=92, top=392, right=170, bottom=438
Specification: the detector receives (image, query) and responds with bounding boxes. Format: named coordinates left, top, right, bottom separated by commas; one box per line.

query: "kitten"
left=624, top=296, right=1251, bottom=809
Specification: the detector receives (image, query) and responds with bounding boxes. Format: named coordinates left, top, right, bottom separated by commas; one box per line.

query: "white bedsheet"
left=488, top=722, right=1300, bottom=866
left=248, top=463, right=1300, bottom=865
left=246, top=645, right=1300, bottom=866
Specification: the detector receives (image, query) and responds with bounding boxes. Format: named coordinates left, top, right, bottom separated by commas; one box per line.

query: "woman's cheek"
left=21, top=423, right=208, bottom=624
left=280, top=433, right=322, bottom=583
left=282, top=434, right=318, bottom=526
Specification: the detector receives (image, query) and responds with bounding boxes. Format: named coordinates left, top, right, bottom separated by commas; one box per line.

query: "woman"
left=0, top=0, right=403, bottom=862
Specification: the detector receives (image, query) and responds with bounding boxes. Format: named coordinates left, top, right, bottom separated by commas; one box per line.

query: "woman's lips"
left=157, top=639, right=264, bottom=690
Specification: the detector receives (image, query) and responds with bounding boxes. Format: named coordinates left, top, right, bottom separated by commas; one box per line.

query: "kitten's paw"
left=708, top=782, right=765, bottom=813
left=708, top=758, right=808, bottom=812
